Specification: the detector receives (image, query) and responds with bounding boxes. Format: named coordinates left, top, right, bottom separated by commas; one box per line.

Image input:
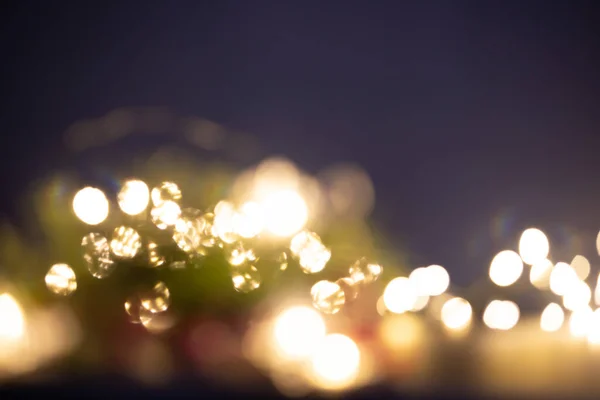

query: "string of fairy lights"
left=4, top=155, right=600, bottom=391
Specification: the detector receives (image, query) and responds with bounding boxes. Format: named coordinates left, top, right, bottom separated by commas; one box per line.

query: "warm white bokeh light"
left=587, top=309, right=600, bottom=344
left=540, top=303, right=564, bottom=332
left=310, top=334, right=360, bottom=390
left=518, top=228, right=549, bottom=265
left=290, top=231, right=331, bottom=274
left=529, top=258, right=553, bottom=289
left=571, top=255, right=591, bottom=281
left=72, top=187, right=109, bottom=225
left=549, top=262, right=579, bottom=296
left=408, top=267, right=429, bottom=296
left=562, top=280, right=592, bottom=312
left=233, top=201, right=265, bottom=239
left=45, top=263, right=77, bottom=296
left=273, top=306, right=326, bottom=360
left=118, top=180, right=150, bottom=216
left=423, top=265, right=450, bottom=296
left=383, top=277, right=417, bottom=314
left=483, top=300, right=520, bottom=330
left=489, top=250, right=523, bottom=287
left=260, top=189, right=308, bottom=237
left=0, top=293, right=25, bottom=340
left=441, top=297, right=472, bottom=331
left=569, top=306, right=593, bottom=338
left=410, top=295, right=430, bottom=312
left=151, top=200, right=182, bottom=230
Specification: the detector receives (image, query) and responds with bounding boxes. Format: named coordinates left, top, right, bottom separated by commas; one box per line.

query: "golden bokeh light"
left=309, top=334, right=360, bottom=391
left=483, top=300, right=520, bottom=330
left=173, top=210, right=205, bottom=253
left=72, top=187, right=109, bottom=225
left=529, top=258, right=552, bottom=289
left=140, top=282, right=171, bottom=313
left=147, top=241, right=165, bottom=267
left=212, top=201, right=239, bottom=244
left=336, top=277, right=359, bottom=302
left=273, top=306, right=326, bottom=360
left=277, top=251, right=289, bottom=271
left=231, top=265, right=261, bottom=293
left=290, top=231, right=331, bottom=274
left=540, top=303, right=564, bottom=332
left=311, top=280, right=345, bottom=314
left=260, top=189, right=308, bottom=238
left=383, top=277, right=417, bottom=314
left=570, top=255, right=591, bottom=281
left=489, top=250, right=523, bottom=287
left=562, top=280, right=591, bottom=312
left=110, top=226, right=142, bottom=258
left=348, top=258, right=382, bottom=285
left=569, top=306, right=593, bottom=338
left=518, top=228, right=549, bottom=265
left=81, top=232, right=115, bottom=279
left=410, top=295, right=430, bottom=312
left=45, top=264, right=77, bottom=296
left=423, top=264, right=450, bottom=296
left=378, top=313, right=425, bottom=353
left=408, top=267, right=429, bottom=296
left=118, top=179, right=150, bottom=216
left=225, top=242, right=257, bottom=267
left=549, top=262, right=579, bottom=296
left=587, top=309, right=600, bottom=344
left=233, top=201, right=264, bottom=239
left=0, top=293, right=25, bottom=341
left=441, top=297, right=472, bottom=331
left=151, top=200, right=182, bottom=230
left=151, top=181, right=181, bottom=206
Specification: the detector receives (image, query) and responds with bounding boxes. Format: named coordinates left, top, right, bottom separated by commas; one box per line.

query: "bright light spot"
left=595, top=273, right=600, bottom=306
left=273, top=306, right=326, bottom=360
left=72, top=187, right=109, bottom=225
left=290, top=231, right=331, bottom=274
left=483, top=300, right=520, bottom=330
left=408, top=267, right=429, bottom=296
left=587, top=309, right=600, bottom=344
left=383, top=277, right=417, bottom=314
left=571, top=255, right=591, bottom=281
left=489, top=250, right=523, bottom=287
left=0, top=293, right=25, bottom=340
left=212, top=201, right=239, bottom=243
left=311, top=280, right=345, bottom=314
left=151, top=200, right=181, bottom=230
left=441, top=297, right=472, bottom=331
left=45, top=264, right=77, bottom=296
left=233, top=201, right=265, bottom=239
left=110, top=226, right=142, bottom=258
left=540, top=303, right=564, bottom=332
left=424, top=265, right=450, bottom=296
left=569, top=306, right=593, bottom=338
left=310, top=334, right=360, bottom=390
left=518, top=228, right=549, bottom=265
left=349, top=258, right=383, bottom=285
left=410, top=295, right=429, bottom=312
left=118, top=180, right=150, bottom=216
left=563, top=280, right=592, bottom=312
left=549, top=262, right=579, bottom=296
left=260, top=190, right=308, bottom=237
left=151, top=181, right=181, bottom=206
left=530, top=259, right=553, bottom=289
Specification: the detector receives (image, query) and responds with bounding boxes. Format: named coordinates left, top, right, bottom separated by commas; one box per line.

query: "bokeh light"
left=72, top=187, right=109, bottom=225
left=151, top=200, right=182, bottom=230
left=562, top=280, right=591, bottom=312
left=311, top=280, right=345, bottom=314
left=173, top=209, right=205, bottom=253
left=483, top=300, right=520, bottom=330
left=140, top=282, right=171, bottom=313
left=273, top=306, right=326, bottom=360
left=441, top=297, right=472, bottom=331
left=383, top=277, right=417, bottom=314
left=489, top=250, right=523, bottom=287
left=587, top=309, right=600, bottom=344
left=118, top=179, right=150, bottom=216
left=110, top=226, right=142, bottom=258
left=518, top=228, right=549, bottom=265
left=147, top=241, right=165, bottom=267
left=233, top=201, right=264, bottom=239
left=549, top=262, right=579, bottom=296
left=290, top=231, right=331, bottom=274
left=151, top=181, right=181, bottom=206
left=569, top=306, right=593, bottom=338
left=45, top=264, right=77, bottom=296
left=0, top=293, right=25, bottom=341
left=423, top=265, right=450, bottom=296
left=540, top=303, right=564, bottom=332
left=529, top=258, right=553, bottom=289
left=348, top=258, right=382, bottom=285
left=231, top=265, right=261, bottom=293
left=309, top=334, right=360, bottom=390
left=81, top=232, right=115, bottom=279
left=260, top=189, right=308, bottom=238
left=570, top=255, right=591, bottom=281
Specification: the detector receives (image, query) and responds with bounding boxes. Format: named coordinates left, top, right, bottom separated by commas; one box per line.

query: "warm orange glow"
left=309, top=334, right=360, bottom=390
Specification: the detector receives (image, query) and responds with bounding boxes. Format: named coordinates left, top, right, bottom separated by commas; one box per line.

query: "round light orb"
left=408, top=267, right=429, bottom=296
left=311, top=280, right=346, bottom=314
left=441, top=297, right=472, bottom=331
left=72, top=187, right=109, bottom=225
left=349, top=258, right=383, bottom=285
left=587, top=309, right=600, bottom=344
left=233, top=201, right=265, bottom=239
left=118, top=179, right=150, bottom=216
left=549, top=262, right=579, bottom=296
left=310, top=334, right=360, bottom=390
left=273, top=306, right=326, bottom=360
left=569, top=306, right=593, bottom=338
left=530, top=258, right=553, bottom=289
left=383, top=277, right=417, bottom=314
left=424, top=265, right=450, bottom=296
left=45, top=263, right=77, bottom=296
left=260, top=189, right=308, bottom=237
left=489, top=250, right=523, bottom=287
left=0, top=293, right=25, bottom=340
left=231, top=265, right=261, bottom=293
left=82, top=232, right=115, bottom=279
left=571, top=255, right=591, bottom=281
left=562, top=280, right=591, bottom=312
left=140, top=281, right=171, bottom=313
left=410, top=295, right=430, bottom=312
left=110, top=226, right=142, bottom=259
left=483, top=300, right=520, bottom=330
left=540, top=303, right=564, bottom=332
left=518, top=228, right=550, bottom=265
left=151, top=200, right=181, bottom=230
left=151, top=181, right=181, bottom=206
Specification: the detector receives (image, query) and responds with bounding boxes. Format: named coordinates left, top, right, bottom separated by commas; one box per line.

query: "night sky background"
left=2, top=1, right=600, bottom=310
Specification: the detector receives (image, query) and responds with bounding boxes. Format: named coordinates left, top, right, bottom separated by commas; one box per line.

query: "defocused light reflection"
left=231, top=265, right=261, bottom=293
left=483, top=300, right=520, bottom=330
left=0, top=294, right=25, bottom=340
left=311, top=280, right=345, bottom=314
left=141, top=282, right=171, bottom=313
left=212, top=201, right=239, bottom=243
left=383, top=277, right=417, bottom=314
left=151, top=181, right=181, bottom=206
left=110, top=226, right=142, bottom=258
left=569, top=306, right=593, bottom=338
left=518, top=228, right=549, bottom=265
left=489, top=250, right=523, bottom=287
left=173, top=209, right=205, bottom=253
left=529, top=258, right=552, bottom=289
left=273, top=306, right=326, bottom=360
left=290, top=231, right=331, bottom=274
left=45, top=264, right=77, bottom=296
left=151, top=200, right=182, bottom=230
left=411, top=295, right=430, bottom=312
left=348, top=258, right=382, bottom=285
left=147, top=241, right=165, bottom=267
left=233, top=201, right=264, bottom=239
left=587, top=309, right=600, bottom=344
left=550, top=262, right=579, bottom=296
left=118, top=179, right=150, bottom=216
left=82, top=232, right=115, bottom=279
left=423, top=265, right=450, bottom=296
left=260, top=189, right=308, bottom=238
left=441, top=297, right=472, bottom=332
left=309, top=334, right=360, bottom=390
left=72, top=187, right=109, bottom=225
left=540, top=303, right=564, bottom=332
left=570, top=255, right=591, bottom=281
left=562, top=280, right=591, bottom=312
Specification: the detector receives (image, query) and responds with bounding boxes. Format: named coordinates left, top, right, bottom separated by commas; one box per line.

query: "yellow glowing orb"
left=569, top=306, right=593, bottom=338
left=140, top=282, right=171, bottom=313
left=518, top=228, right=549, bottom=265
left=72, top=187, right=109, bottom=225
left=273, top=306, right=326, bottom=360
left=489, top=250, right=523, bottom=287
left=118, top=179, right=150, bottom=216
left=529, top=258, right=553, bottom=289
left=45, top=263, right=77, bottom=296
left=151, top=181, right=181, bottom=206
left=311, top=280, right=346, bottom=314
left=483, top=300, right=520, bottom=330
left=290, top=231, right=331, bottom=274
left=231, top=265, right=261, bottom=293
left=408, top=267, right=429, bottom=296
left=441, top=297, right=472, bottom=331
left=411, top=295, right=430, bottom=312
left=540, top=303, right=564, bottom=332
left=562, top=280, right=591, bottom=312
left=233, top=201, right=265, bottom=239
left=151, top=200, right=181, bottom=230
left=570, top=255, right=591, bottom=281
left=549, top=262, right=579, bottom=296
left=383, top=277, right=417, bottom=314
left=110, top=226, right=142, bottom=259
left=310, top=334, right=360, bottom=390
left=423, top=265, right=450, bottom=296
left=349, top=258, right=383, bottom=285
left=0, top=293, right=25, bottom=340
left=260, top=189, right=308, bottom=237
